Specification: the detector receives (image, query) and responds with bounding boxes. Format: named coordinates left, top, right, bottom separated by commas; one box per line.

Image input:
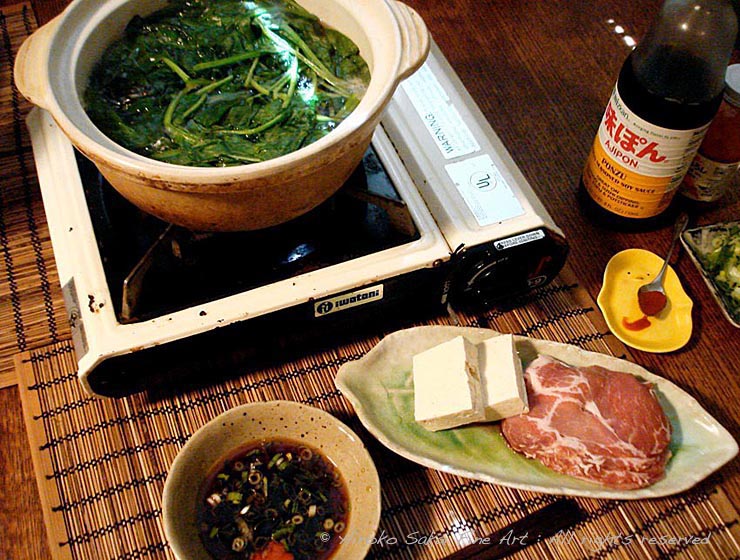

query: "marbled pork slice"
left=501, top=355, right=672, bottom=489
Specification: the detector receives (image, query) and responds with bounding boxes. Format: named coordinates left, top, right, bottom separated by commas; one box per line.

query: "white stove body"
left=28, top=42, right=566, bottom=396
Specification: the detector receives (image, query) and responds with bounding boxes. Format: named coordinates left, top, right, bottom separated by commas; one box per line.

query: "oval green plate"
left=335, top=326, right=737, bottom=500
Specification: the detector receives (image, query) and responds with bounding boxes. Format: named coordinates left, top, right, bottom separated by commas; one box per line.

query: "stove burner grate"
left=76, top=147, right=420, bottom=322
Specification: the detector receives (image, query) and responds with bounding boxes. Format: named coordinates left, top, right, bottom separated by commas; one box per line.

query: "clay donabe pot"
left=14, top=0, right=429, bottom=231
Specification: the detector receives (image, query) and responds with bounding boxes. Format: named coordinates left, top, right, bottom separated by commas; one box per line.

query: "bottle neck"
left=618, top=52, right=724, bottom=129
left=631, top=0, right=737, bottom=104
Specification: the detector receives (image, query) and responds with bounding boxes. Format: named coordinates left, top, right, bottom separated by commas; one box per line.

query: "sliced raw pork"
left=501, top=355, right=671, bottom=489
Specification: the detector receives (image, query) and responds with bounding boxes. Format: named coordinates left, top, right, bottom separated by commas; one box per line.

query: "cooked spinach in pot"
left=84, top=0, right=370, bottom=167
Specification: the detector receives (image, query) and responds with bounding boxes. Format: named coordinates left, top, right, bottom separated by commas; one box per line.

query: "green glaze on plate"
left=335, top=326, right=738, bottom=500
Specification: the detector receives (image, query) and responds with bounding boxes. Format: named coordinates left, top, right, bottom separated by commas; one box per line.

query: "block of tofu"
left=413, top=336, right=485, bottom=431
left=478, top=334, right=529, bottom=421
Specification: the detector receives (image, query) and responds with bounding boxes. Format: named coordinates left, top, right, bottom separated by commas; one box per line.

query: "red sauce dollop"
left=622, top=315, right=651, bottom=331
left=637, top=290, right=667, bottom=316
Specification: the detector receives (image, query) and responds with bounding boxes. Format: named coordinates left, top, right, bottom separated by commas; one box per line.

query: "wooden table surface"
left=2, top=0, right=739, bottom=559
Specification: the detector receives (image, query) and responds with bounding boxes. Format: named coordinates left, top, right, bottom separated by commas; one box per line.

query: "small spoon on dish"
left=637, top=212, right=689, bottom=316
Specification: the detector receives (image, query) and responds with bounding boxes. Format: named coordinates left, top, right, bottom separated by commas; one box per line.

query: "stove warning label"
left=314, top=285, right=384, bottom=318
left=494, top=229, right=545, bottom=250
left=445, top=154, right=525, bottom=226
left=401, top=64, right=480, bottom=160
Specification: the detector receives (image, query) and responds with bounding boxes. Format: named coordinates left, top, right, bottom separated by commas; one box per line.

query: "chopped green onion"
left=273, top=526, right=294, bottom=539
left=268, top=453, right=283, bottom=469
left=248, top=471, right=263, bottom=485
left=231, top=537, right=246, bottom=552
left=297, top=489, right=311, bottom=503
left=227, top=491, right=243, bottom=504
left=198, top=439, right=349, bottom=559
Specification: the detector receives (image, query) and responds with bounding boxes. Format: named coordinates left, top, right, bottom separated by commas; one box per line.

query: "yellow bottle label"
left=583, top=85, right=709, bottom=218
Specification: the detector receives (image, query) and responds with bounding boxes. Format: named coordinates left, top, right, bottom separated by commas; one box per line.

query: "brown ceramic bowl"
left=14, top=0, right=429, bottom=231
left=162, top=400, right=381, bottom=559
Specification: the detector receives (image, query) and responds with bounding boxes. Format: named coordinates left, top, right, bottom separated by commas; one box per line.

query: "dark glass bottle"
left=579, top=0, right=737, bottom=230
left=680, top=64, right=740, bottom=202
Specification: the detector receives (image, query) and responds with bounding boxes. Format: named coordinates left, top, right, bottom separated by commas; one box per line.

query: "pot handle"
left=13, top=15, right=60, bottom=111
left=389, top=1, right=430, bottom=82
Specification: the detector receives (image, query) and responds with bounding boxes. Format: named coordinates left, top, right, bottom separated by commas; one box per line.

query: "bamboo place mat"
left=0, top=2, right=70, bottom=388
left=14, top=270, right=740, bottom=560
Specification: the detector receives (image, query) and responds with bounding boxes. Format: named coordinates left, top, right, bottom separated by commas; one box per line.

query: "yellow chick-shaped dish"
left=598, top=249, right=693, bottom=353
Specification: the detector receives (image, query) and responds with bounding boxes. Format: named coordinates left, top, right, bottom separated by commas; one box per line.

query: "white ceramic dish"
left=335, top=326, right=738, bottom=500
left=162, top=400, right=381, bottom=560
left=681, top=221, right=740, bottom=328
left=14, top=0, right=429, bottom=231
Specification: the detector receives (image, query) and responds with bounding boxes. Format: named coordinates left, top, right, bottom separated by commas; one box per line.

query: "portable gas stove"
left=28, top=43, right=568, bottom=397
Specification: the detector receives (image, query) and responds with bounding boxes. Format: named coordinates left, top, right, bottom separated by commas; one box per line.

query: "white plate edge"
left=334, top=326, right=739, bottom=500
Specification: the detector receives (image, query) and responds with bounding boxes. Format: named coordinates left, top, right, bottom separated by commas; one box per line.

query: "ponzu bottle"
left=579, top=0, right=738, bottom=229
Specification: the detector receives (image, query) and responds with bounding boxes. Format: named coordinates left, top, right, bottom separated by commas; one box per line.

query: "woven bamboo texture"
left=4, top=3, right=740, bottom=559
left=14, top=280, right=740, bottom=560
left=0, top=3, right=70, bottom=388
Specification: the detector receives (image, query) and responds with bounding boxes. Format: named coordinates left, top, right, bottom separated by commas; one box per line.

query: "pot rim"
left=38, top=0, right=412, bottom=186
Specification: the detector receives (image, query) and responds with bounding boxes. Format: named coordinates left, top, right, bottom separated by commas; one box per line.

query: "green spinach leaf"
left=84, top=0, right=370, bottom=167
